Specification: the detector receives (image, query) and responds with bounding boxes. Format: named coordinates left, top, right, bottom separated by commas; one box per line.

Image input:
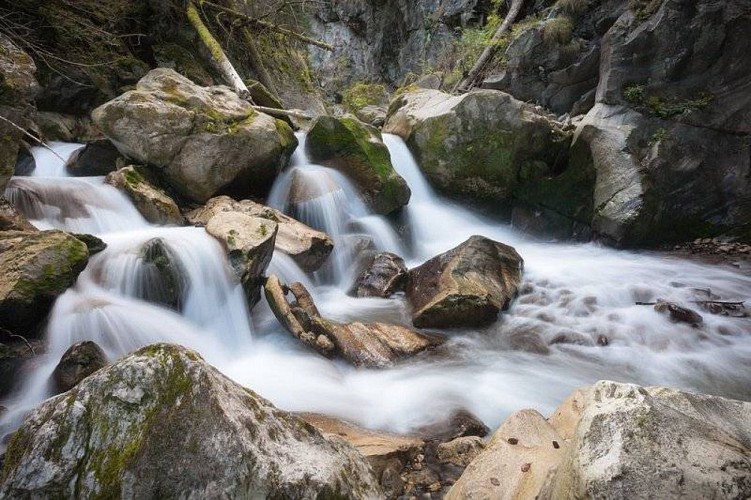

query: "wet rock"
left=206, top=212, right=277, bottom=308
left=0, top=344, right=382, bottom=498
left=0, top=198, right=35, bottom=231
left=105, top=166, right=184, bottom=225
left=34, top=112, right=100, bottom=143
left=0, top=231, right=89, bottom=334
left=73, top=234, right=106, bottom=255
left=417, top=409, right=490, bottom=441
left=287, top=168, right=341, bottom=205
left=51, top=341, right=107, bottom=393
left=0, top=338, right=45, bottom=397
left=407, top=235, right=523, bottom=328
left=541, top=381, right=751, bottom=499
left=436, top=436, right=486, bottom=467
left=298, top=412, right=424, bottom=484
left=354, top=105, right=387, bottom=127
left=654, top=301, right=703, bottom=326
left=65, top=139, right=122, bottom=176
left=384, top=89, right=571, bottom=211
left=138, top=238, right=188, bottom=310
left=187, top=196, right=333, bottom=272
left=265, top=275, right=442, bottom=367
left=352, top=252, right=408, bottom=298
left=92, top=68, right=297, bottom=203
left=306, top=115, right=411, bottom=214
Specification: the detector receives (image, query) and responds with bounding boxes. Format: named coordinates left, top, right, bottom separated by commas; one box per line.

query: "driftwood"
left=187, top=1, right=250, bottom=99
left=201, top=1, right=334, bottom=51
left=251, top=105, right=312, bottom=121
left=453, top=0, right=525, bottom=93
left=635, top=300, right=745, bottom=307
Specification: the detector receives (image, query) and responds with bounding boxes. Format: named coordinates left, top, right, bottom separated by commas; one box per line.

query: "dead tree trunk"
left=453, top=0, right=525, bottom=94
left=186, top=1, right=250, bottom=99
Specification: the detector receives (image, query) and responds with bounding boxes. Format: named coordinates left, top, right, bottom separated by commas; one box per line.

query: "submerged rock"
left=138, top=238, right=188, bottom=310
left=0, top=231, right=89, bottom=334
left=306, top=115, right=411, bottom=214
left=206, top=212, right=277, bottom=308
left=407, top=235, right=523, bottom=328
left=0, top=344, right=383, bottom=498
left=654, top=301, right=703, bottom=326
left=105, top=166, right=184, bottom=225
left=265, top=274, right=442, bottom=367
left=187, top=196, right=333, bottom=272
left=352, top=252, right=408, bottom=298
left=384, top=89, right=571, bottom=211
left=51, top=341, right=107, bottom=394
left=92, top=68, right=297, bottom=203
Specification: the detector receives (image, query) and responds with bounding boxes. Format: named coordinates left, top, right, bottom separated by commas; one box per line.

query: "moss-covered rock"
left=93, top=68, right=298, bottom=203
left=51, top=341, right=107, bottom=394
left=384, top=89, right=572, bottom=213
left=105, top=165, right=184, bottom=225
left=0, top=230, right=89, bottom=334
left=307, top=115, right=411, bottom=214
left=138, top=237, right=188, bottom=310
left=0, top=343, right=383, bottom=498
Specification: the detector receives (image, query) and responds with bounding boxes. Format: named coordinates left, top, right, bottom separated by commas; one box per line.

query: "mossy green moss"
left=342, top=83, right=388, bottom=113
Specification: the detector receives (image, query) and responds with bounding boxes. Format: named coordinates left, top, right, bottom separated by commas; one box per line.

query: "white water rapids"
left=2, top=135, right=750, bottom=437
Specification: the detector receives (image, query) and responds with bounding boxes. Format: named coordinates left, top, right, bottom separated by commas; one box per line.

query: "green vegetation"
left=342, top=83, right=388, bottom=112
left=629, top=0, right=664, bottom=22
left=624, top=84, right=713, bottom=118
left=648, top=127, right=669, bottom=145
left=542, top=17, right=574, bottom=45
left=556, top=0, right=590, bottom=15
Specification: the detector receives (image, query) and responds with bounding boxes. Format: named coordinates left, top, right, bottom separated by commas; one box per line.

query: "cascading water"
left=2, top=133, right=750, bottom=438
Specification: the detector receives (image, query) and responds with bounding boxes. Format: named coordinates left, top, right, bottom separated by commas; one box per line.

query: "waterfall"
left=2, top=134, right=750, bottom=438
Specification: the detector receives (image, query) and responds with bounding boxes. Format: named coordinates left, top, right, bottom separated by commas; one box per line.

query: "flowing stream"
left=3, top=135, right=751, bottom=436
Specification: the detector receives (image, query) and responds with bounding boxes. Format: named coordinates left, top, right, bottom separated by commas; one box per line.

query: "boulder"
left=206, top=212, right=277, bottom=307
left=34, top=112, right=100, bottom=143
left=105, top=166, right=184, bottom=225
left=187, top=196, right=333, bottom=272
left=416, top=409, right=490, bottom=441
left=65, top=139, right=122, bottom=176
left=384, top=89, right=571, bottom=210
left=137, top=238, right=188, bottom=310
left=352, top=252, right=408, bottom=298
left=51, top=341, right=107, bottom=394
left=406, top=235, right=523, bottom=328
left=92, top=68, right=298, bottom=203
left=542, top=381, right=751, bottom=499
left=0, top=343, right=383, bottom=498
left=0, top=198, right=35, bottom=231
left=0, top=231, right=89, bottom=334
left=264, top=275, right=442, bottom=367
left=446, top=409, right=567, bottom=500
left=0, top=34, right=39, bottom=193
left=306, top=115, right=411, bottom=214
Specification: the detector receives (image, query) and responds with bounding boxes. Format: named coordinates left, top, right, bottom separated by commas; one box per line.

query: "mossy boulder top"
left=306, top=115, right=411, bottom=215
left=0, top=343, right=383, bottom=498
left=0, top=230, right=89, bottom=334
left=384, top=88, right=571, bottom=209
left=105, top=165, right=184, bottom=226
left=92, top=68, right=298, bottom=203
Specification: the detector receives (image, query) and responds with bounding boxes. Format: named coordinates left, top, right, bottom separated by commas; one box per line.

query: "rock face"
left=65, top=139, right=122, bottom=177
left=449, top=381, right=751, bottom=499
left=105, top=166, right=184, bottom=225
left=407, top=236, right=523, bottom=328
left=205, top=212, right=277, bottom=308
left=0, top=34, right=39, bottom=193
left=0, top=231, right=89, bottom=334
left=385, top=89, right=572, bottom=210
left=187, top=196, right=333, bottom=272
left=51, top=341, right=107, bottom=394
left=352, top=252, right=408, bottom=298
left=92, top=68, right=298, bottom=203
left=264, top=275, right=442, bottom=367
left=306, top=115, right=411, bottom=215
left=0, top=343, right=383, bottom=498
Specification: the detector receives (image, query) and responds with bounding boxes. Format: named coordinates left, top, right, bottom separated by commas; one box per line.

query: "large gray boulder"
left=0, top=231, right=89, bottom=334
left=92, top=68, right=298, bottom=203
left=306, top=115, right=411, bottom=215
left=187, top=196, right=333, bottom=272
left=0, top=343, right=382, bottom=498
left=406, top=235, right=523, bottom=328
left=205, top=212, right=277, bottom=308
left=384, top=89, right=572, bottom=211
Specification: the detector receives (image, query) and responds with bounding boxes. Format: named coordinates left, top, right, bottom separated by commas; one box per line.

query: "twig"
left=8, top=334, right=36, bottom=355
left=636, top=300, right=745, bottom=307
left=0, top=114, right=66, bottom=163
left=252, top=105, right=313, bottom=120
